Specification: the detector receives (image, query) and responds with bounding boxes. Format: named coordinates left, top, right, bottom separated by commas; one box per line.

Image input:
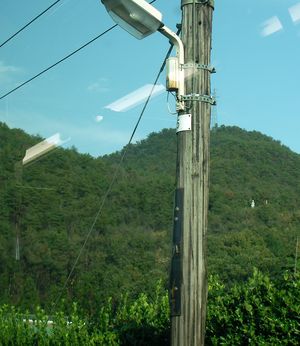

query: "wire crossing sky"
left=0, top=0, right=159, bottom=99
left=0, top=24, right=117, bottom=100
left=0, top=0, right=62, bottom=48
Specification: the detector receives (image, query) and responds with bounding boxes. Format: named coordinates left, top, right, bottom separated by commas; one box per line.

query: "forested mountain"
left=0, top=121, right=299, bottom=316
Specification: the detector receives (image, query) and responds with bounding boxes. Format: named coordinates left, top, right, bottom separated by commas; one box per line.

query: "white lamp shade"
left=101, top=0, right=163, bottom=39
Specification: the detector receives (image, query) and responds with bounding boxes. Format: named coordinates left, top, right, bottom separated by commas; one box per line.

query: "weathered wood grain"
left=171, top=1, right=214, bottom=345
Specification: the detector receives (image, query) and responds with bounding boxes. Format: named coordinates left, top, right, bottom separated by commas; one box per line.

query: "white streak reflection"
left=22, top=133, right=70, bottom=165
left=261, top=16, right=283, bottom=37
left=289, top=3, right=300, bottom=24
left=105, top=84, right=165, bottom=112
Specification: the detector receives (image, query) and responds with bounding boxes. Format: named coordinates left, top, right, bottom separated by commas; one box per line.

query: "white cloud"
left=73, top=126, right=130, bottom=144
left=95, top=115, right=104, bottom=122
left=105, top=84, right=165, bottom=112
left=0, top=62, right=18, bottom=73
left=0, top=108, right=130, bottom=156
left=260, top=16, right=283, bottom=37
left=0, top=61, right=20, bottom=83
left=289, top=3, right=300, bottom=24
left=87, top=78, right=109, bottom=93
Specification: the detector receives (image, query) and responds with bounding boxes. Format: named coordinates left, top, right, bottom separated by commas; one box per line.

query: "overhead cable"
left=0, top=0, right=62, bottom=48
left=0, top=0, right=158, bottom=101
left=50, top=27, right=180, bottom=313
left=0, top=25, right=117, bottom=101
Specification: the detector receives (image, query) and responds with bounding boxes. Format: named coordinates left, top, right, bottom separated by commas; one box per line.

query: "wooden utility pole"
left=170, top=1, right=214, bottom=345
left=295, top=237, right=299, bottom=275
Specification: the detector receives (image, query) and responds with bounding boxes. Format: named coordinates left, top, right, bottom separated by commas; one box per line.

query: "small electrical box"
left=176, top=113, right=192, bottom=133
left=166, top=57, right=179, bottom=92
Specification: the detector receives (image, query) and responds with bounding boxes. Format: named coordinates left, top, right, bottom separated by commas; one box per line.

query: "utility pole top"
left=181, top=0, right=214, bottom=8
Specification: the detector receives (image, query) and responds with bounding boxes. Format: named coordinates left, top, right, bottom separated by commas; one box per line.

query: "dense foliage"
left=206, top=270, right=299, bottom=345
left=0, top=121, right=299, bottom=317
left=0, top=271, right=299, bottom=345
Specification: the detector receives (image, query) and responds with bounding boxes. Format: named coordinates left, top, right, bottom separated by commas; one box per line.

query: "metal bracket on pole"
left=181, top=0, right=214, bottom=9
left=182, top=63, right=216, bottom=73
left=181, top=94, right=216, bottom=105
left=170, top=188, right=184, bottom=316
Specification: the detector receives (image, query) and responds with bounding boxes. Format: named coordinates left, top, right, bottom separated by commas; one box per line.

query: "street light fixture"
left=101, top=0, right=185, bottom=108
left=101, top=0, right=163, bottom=39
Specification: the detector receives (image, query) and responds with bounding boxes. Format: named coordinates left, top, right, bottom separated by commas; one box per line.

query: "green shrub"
left=206, top=270, right=300, bottom=345
left=0, top=273, right=299, bottom=345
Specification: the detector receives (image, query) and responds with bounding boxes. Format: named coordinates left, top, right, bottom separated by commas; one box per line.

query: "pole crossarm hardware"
left=182, top=63, right=216, bottom=73
left=181, top=0, right=214, bottom=9
left=181, top=93, right=216, bottom=105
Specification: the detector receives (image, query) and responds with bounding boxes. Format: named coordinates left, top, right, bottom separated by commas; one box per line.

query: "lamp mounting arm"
left=158, top=26, right=184, bottom=67
left=158, top=25, right=185, bottom=109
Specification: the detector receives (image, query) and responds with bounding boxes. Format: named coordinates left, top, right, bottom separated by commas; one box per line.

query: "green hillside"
left=0, top=121, right=299, bottom=315
left=209, top=126, right=300, bottom=281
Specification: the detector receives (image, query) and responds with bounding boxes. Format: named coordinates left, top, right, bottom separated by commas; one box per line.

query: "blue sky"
left=0, top=0, right=300, bottom=157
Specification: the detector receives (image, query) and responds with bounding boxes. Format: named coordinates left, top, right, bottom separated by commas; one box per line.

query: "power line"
left=0, top=0, right=158, bottom=101
left=0, top=25, right=117, bottom=101
left=50, top=31, right=179, bottom=313
left=0, top=0, right=157, bottom=100
left=0, top=0, right=62, bottom=49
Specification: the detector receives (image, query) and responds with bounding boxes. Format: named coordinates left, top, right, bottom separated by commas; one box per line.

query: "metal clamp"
left=181, top=0, right=214, bottom=9
left=170, top=188, right=184, bottom=316
left=181, top=94, right=216, bottom=105
left=182, top=63, right=216, bottom=73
